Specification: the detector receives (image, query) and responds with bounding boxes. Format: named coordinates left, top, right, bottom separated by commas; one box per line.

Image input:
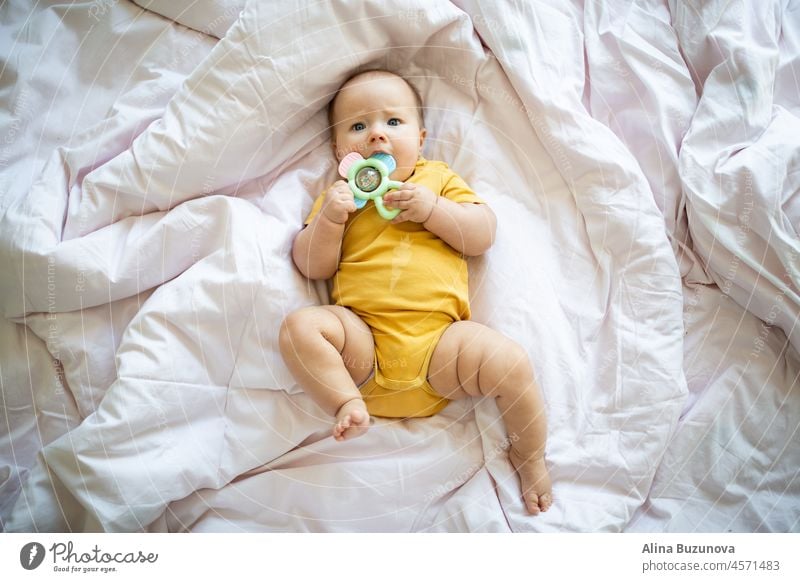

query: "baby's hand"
left=321, top=180, right=357, bottom=225
left=384, top=183, right=438, bottom=224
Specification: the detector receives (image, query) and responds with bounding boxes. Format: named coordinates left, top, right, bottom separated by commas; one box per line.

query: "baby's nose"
left=369, top=126, right=388, bottom=141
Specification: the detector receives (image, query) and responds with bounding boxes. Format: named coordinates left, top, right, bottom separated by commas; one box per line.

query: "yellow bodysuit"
left=305, top=158, right=483, bottom=417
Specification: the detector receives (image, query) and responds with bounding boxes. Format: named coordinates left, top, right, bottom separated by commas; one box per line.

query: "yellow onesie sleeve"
left=304, top=191, right=326, bottom=226
left=440, top=170, right=484, bottom=205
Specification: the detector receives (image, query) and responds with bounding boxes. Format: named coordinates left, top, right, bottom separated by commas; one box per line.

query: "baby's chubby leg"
left=279, top=306, right=374, bottom=441
left=428, top=321, right=552, bottom=515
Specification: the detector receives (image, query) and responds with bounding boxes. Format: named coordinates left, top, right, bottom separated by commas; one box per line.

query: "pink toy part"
left=338, top=152, right=364, bottom=177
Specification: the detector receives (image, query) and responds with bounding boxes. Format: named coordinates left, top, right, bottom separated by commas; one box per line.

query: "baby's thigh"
left=428, top=321, right=502, bottom=400
left=318, top=305, right=375, bottom=385
left=428, top=321, right=515, bottom=399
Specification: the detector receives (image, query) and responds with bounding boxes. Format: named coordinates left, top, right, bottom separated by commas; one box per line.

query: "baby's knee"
left=279, top=307, right=343, bottom=352
left=489, top=339, right=534, bottom=384
left=279, top=308, right=318, bottom=349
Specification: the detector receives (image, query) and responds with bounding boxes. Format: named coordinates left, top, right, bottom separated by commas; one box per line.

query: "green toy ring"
left=338, top=152, right=403, bottom=220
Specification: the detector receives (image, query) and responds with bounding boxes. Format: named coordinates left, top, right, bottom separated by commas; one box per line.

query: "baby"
left=279, top=70, right=552, bottom=515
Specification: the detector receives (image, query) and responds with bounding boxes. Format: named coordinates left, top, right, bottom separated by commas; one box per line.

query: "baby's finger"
left=384, top=191, right=410, bottom=203
left=385, top=198, right=409, bottom=210
left=329, top=181, right=346, bottom=193
left=391, top=210, right=410, bottom=224
left=336, top=191, right=354, bottom=203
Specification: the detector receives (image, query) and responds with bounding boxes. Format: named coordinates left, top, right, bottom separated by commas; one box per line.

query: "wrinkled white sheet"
left=0, top=0, right=797, bottom=533
left=131, top=0, right=244, bottom=39
left=675, top=0, right=800, bottom=351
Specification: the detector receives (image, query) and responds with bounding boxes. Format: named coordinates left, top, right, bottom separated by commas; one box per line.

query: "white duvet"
left=0, top=0, right=797, bottom=533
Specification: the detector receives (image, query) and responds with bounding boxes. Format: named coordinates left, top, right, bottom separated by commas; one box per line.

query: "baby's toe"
left=349, top=409, right=367, bottom=425
left=524, top=494, right=541, bottom=515
left=332, top=416, right=350, bottom=439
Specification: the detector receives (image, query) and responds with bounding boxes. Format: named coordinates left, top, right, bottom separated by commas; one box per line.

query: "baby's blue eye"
left=388, top=118, right=401, bottom=126
left=351, top=122, right=366, bottom=131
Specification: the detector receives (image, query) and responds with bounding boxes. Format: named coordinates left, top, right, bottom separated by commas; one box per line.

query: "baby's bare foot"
left=509, top=447, right=552, bottom=516
left=333, top=398, right=370, bottom=441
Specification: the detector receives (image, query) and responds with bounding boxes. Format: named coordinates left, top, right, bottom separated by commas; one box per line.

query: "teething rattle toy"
left=338, top=152, right=403, bottom=220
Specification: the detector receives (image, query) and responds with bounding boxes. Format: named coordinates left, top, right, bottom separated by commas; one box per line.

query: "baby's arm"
left=384, top=184, right=497, bottom=256
left=422, top=196, right=496, bottom=256
left=293, top=180, right=355, bottom=279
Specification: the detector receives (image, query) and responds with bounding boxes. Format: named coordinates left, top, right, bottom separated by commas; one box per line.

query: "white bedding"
left=0, top=0, right=797, bottom=533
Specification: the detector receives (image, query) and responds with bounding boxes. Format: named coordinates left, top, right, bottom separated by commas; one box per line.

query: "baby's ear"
left=418, top=128, right=427, bottom=150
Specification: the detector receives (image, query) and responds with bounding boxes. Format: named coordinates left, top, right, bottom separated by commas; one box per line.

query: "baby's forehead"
left=333, top=76, right=418, bottom=119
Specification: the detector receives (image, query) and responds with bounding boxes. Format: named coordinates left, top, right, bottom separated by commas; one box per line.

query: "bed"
left=0, top=0, right=797, bottom=533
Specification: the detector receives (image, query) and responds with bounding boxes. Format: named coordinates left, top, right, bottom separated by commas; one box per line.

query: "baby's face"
left=331, top=73, right=426, bottom=182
